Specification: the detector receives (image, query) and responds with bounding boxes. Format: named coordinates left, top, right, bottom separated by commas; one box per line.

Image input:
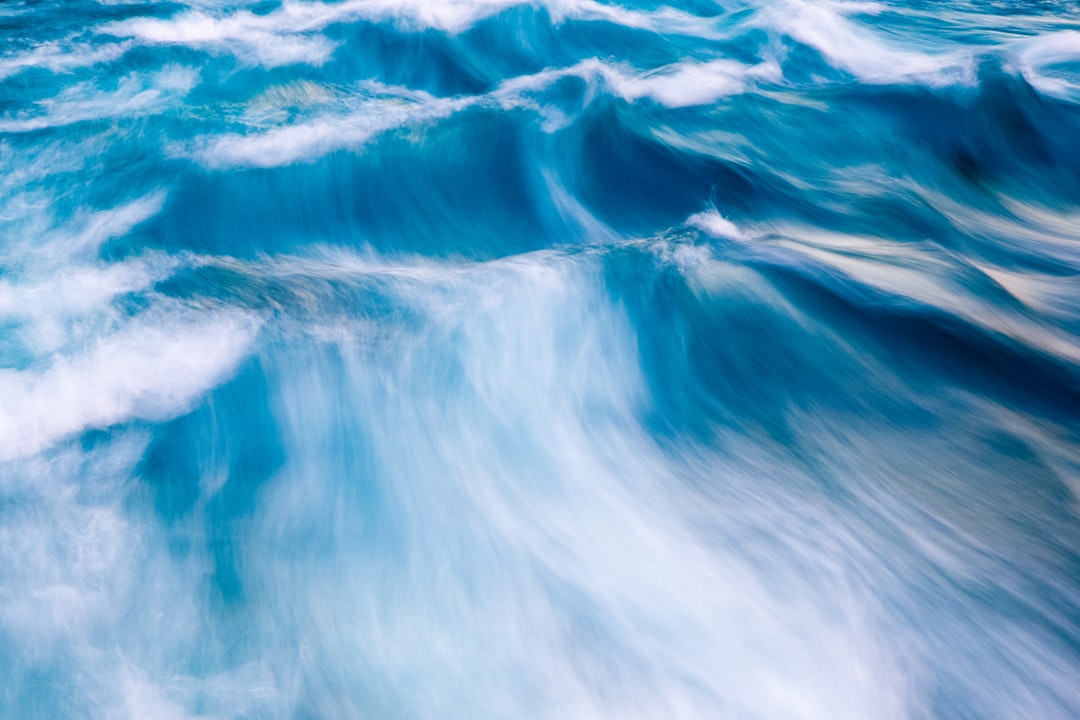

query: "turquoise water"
left=2, top=1, right=1080, bottom=717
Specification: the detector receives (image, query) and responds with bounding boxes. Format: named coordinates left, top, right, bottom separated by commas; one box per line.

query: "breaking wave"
left=2, top=0, right=1079, bottom=718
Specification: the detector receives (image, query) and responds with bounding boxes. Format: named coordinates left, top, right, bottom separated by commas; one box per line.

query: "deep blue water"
left=2, top=1, right=1080, bottom=718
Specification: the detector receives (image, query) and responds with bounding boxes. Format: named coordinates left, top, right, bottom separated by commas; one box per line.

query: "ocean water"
left=2, top=0, right=1080, bottom=717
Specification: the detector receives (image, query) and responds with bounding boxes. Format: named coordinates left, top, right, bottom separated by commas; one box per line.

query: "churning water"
left=1, top=0, right=1080, bottom=718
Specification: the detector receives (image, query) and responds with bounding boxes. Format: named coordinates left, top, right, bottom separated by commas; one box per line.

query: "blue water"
left=2, top=1, right=1080, bottom=717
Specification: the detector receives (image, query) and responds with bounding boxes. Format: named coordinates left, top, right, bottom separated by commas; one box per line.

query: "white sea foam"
left=499, top=56, right=778, bottom=107
left=596, top=57, right=779, bottom=106
left=751, top=1, right=1080, bottom=96
left=66, top=191, right=169, bottom=256
left=547, top=0, right=723, bottom=38
left=193, top=83, right=469, bottom=168
left=0, top=187, right=270, bottom=718
left=0, top=66, right=198, bottom=133
left=192, top=55, right=773, bottom=168
left=2, top=3, right=1078, bottom=717
left=104, top=0, right=724, bottom=68
left=0, top=40, right=130, bottom=81
left=1014, top=29, right=1080, bottom=68
left=226, top=251, right=918, bottom=719
left=0, top=447, right=142, bottom=661
left=195, top=117, right=380, bottom=167
left=687, top=208, right=748, bottom=240
left=0, top=193, right=172, bottom=356
left=0, top=309, right=260, bottom=460
left=102, top=0, right=522, bottom=67
left=1013, top=30, right=1080, bottom=101
left=0, top=195, right=174, bottom=447
left=0, top=434, right=284, bottom=719
left=105, top=8, right=339, bottom=66
left=0, top=258, right=174, bottom=355
left=5, top=240, right=1079, bottom=717
left=758, top=0, right=975, bottom=86
left=0, top=191, right=167, bottom=268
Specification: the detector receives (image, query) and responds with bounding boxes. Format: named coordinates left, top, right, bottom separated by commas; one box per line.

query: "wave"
left=187, top=56, right=781, bottom=168
left=102, top=0, right=721, bottom=69
left=3, top=1, right=1080, bottom=718
left=0, top=309, right=259, bottom=460
left=0, top=67, right=198, bottom=133
left=0, top=40, right=131, bottom=81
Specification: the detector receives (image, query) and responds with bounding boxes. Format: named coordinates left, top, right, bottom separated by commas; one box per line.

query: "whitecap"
left=758, top=0, right=976, bottom=86
left=191, top=82, right=470, bottom=168
left=0, top=309, right=260, bottom=461
left=687, top=209, right=749, bottom=241
left=190, top=54, right=777, bottom=169
left=0, top=40, right=130, bottom=81
left=1013, top=30, right=1080, bottom=101
left=104, top=0, right=726, bottom=69
left=239, top=248, right=916, bottom=719
left=0, top=66, right=198, bottom=133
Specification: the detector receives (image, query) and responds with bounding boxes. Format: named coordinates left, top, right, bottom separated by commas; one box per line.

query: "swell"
left=1, top=1, right=1080, bottom=719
